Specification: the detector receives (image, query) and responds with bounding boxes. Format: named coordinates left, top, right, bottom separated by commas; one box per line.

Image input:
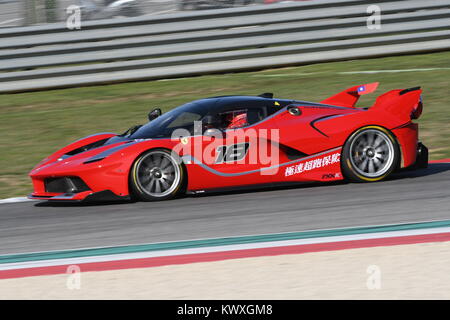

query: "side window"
left=218, top=108, right=248, bottom=129
left=211, top=100, right=286, bottom=131
left=215, top=106, right=269, bottom=130
left=166, top=111, right=202, bottom=128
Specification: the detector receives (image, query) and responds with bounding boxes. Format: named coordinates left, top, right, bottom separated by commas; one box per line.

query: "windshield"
left=129, top=101, right=212, bottom=139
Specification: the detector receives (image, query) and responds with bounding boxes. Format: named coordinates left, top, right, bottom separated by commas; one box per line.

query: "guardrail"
left=0, top=0, right=449, bottom=93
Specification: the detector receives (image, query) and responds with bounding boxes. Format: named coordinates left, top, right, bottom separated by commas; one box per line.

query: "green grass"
left=1, top=51, right=449, bottom=198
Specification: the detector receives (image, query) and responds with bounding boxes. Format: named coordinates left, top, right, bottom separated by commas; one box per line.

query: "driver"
left=227, top=113, right=248, bottom=129
left=221, top=110, right=248, bottom=129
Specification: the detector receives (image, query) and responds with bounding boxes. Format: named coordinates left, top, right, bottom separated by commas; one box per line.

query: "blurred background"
left=0, top=0, right=449, bottom=300
left=0, top=0, right=274, bottom=27
left=0, top=0, right=449, bottom=198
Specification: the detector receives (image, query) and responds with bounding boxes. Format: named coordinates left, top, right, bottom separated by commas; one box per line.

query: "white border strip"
left=339, top=68, right=450, bottom=74
left=0, top=197, right=35, bottom=204
left=1, top=226, right=450, bottom=271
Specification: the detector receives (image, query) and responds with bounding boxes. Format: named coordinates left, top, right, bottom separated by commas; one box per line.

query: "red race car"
left=29, top=82, right=428, bottom=202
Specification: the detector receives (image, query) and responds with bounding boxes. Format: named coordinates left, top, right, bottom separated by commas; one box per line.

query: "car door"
left=190, top=101, right=284, bottom=187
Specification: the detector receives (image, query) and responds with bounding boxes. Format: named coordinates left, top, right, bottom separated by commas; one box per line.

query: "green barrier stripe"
left=2, top=219, right=450, bottom=264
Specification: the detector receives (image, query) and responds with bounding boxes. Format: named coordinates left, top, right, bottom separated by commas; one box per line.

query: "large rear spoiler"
left=321, top=82, right=379, bottom=108
left=371, top=86, right=423, bottom=121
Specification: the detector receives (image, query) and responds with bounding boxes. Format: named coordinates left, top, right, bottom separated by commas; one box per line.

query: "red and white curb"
left=1, top=223, right=450, bottom=279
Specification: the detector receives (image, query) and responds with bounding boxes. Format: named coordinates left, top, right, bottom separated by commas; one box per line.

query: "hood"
left=29, top=133, right=138, bottom=175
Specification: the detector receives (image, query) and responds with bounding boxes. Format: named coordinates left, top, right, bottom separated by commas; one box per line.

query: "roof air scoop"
left=258, top=93, right=274, bottom=99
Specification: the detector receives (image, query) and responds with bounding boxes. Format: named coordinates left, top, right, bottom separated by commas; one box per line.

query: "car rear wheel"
left=341, top=126, right=400, bottom=182
left=130, top=149, right=185, bottom=201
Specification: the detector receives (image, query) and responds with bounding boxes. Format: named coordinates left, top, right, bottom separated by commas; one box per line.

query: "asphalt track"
left=0, top=163, right=449, bottom=255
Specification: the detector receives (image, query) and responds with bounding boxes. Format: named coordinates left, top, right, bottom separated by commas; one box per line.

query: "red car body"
left=29, top=82, right=425, bottom=202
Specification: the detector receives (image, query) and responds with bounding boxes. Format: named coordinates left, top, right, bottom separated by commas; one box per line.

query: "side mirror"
left=148, top=108, right=162, bottom=121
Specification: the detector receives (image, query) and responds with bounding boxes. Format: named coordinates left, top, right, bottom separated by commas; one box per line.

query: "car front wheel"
left=130, top=149, right=185, bottom=201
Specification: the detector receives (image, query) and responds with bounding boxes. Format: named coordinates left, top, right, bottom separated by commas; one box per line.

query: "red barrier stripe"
left=1, top=232, right=450, bottom=280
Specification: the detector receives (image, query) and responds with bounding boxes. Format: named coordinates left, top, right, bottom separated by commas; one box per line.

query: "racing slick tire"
left=341, top=126, right=400, bottom=182
left=130, top=149, right=186, bottom=201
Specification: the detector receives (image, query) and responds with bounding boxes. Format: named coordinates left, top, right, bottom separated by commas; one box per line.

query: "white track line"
left=339, top=68, right=450, bottom=74
left=0, top=197, right=35, bottom=204
left=251, top=72, right=322, bottom=77
left=251, top=67, right=450, bottom=77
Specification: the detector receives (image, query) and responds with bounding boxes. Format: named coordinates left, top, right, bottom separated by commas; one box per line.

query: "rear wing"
left=321, top=82, right=379, bottom=108
left=371, top=86, right=423, bottom=121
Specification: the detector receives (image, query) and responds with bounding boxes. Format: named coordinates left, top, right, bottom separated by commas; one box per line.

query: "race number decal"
left=216, top=143, right=250, bottom=163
